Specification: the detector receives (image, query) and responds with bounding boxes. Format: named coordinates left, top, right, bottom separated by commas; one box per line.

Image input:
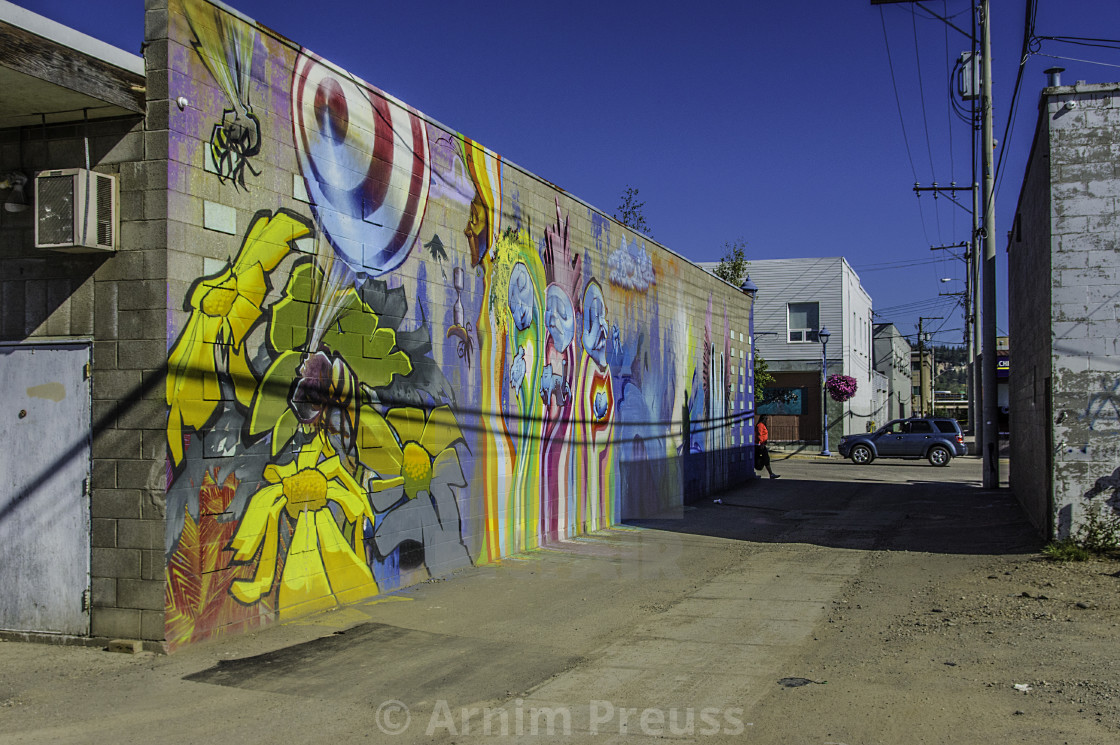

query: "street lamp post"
left=819, top=326, right=831, bottom=456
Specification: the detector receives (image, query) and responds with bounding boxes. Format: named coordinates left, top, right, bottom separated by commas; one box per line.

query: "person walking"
left=755, top=416, right=779, bottom=479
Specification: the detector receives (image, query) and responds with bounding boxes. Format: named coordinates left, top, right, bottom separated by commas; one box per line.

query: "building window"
left=787, top=302, right=820, bottom=343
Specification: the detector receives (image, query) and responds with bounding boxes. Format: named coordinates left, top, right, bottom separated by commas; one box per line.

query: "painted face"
left=582, top=282, right=608, bottom=367
left=545, top=285, right=575, bottom=352
left=508, top=263, right=535, bottom=331
left=464, top=194, right=489, bottom=266
left=594, top=391, right=609, bottom=420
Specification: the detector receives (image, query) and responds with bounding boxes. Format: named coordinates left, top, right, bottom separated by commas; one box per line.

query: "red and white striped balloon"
left=292, top=52, right=430, bottom=276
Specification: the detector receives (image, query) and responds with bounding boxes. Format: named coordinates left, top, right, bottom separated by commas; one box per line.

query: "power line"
left=875, top=296, right=959, bottom=316
left=1034, top=35, right=1120, bottom=52
left=1031, top=52, right=1120, bottom=70
left=943, top=0, right=955, bottom=238
left=911, top=4, right=942, bottom=242
left=992, top=0, right=1035, bottom=206
left=914, top=0, right=971, bottom=23
left=856, top=256, right=953, bottom=272
left=880, top=5, right=932, bottom=245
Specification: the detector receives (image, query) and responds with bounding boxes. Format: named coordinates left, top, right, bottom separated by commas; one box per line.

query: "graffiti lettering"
left=1083, top=378, right=1120, bottom=431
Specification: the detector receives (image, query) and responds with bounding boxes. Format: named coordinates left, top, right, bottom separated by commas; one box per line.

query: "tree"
left=712, top=238, right=749, bottom=286
left=614, top=186, right=653, bottom=237
left=713, top=238, right=771, bottom=402
left=754, top=350, right=775, bottom=397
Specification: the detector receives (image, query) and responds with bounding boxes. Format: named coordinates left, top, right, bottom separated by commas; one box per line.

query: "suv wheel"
left=927, top=445, right=951, bottom=467
left=850, top=444, right=874, bottom=465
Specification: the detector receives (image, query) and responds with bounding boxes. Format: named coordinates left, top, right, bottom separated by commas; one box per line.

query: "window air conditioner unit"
left=34, top=168, right=119, bottom=252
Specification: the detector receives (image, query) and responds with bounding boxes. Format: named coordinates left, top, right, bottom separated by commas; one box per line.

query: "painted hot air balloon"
left=291, top=53, right=430, bottom=276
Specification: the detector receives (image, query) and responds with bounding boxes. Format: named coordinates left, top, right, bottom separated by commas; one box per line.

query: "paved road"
left=0, top=456, right=1038, bottom=744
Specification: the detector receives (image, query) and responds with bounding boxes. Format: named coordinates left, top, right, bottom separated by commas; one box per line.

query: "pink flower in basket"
left=825, top=374, right=858, bottom=402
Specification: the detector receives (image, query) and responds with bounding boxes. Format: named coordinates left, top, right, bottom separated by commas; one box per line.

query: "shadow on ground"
left=628, top=462, right=1041, bottom=556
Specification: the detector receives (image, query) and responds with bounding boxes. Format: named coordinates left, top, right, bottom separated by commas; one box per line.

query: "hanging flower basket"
left=825, top=374, right=858, bottom=402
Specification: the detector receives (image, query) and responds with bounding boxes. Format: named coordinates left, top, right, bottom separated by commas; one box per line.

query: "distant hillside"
left=932, top=344, right=968, bottom=393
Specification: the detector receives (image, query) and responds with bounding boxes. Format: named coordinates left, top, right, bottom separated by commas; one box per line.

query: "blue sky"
left=14, top=0, right=1120, bottom=346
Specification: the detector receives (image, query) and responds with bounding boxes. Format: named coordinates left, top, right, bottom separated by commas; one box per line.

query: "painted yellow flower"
left=360, top=405, right=471, bottom=575
left=166, top=211, right=311, bottom=465
left=229, top=433, right=378, bottom=616
left=359, top=405, right=465, bottom=505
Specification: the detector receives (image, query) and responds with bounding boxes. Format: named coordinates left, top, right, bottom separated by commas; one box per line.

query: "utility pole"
left=928, top=238, right=975, bottom=428
left=968, top=0, right=983, bottom=456
left=971, top=180, right=982, bottom=444
left=979, top=0, right=999, bottom=489
left=873, top=0, right=994, bottom=481
left=917, top=317, right=942, bottom=416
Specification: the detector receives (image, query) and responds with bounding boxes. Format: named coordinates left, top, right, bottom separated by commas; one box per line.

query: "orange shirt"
left=756, top=421, right=768, bottom=444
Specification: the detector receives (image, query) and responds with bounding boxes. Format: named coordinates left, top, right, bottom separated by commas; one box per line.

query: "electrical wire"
left=874, top=296, right=959, bottom=316
left=943, top=0, right=955, bottom=239
left=880, top=5, right=932, bottom=245
left=914, top=1, right=971, bottom=22
left=992, top=0, right=1036, bottom=207
left=911, top=4, right=943, bottom=243
left=1031, top=52, right=1120, bottom=70
left=1034, top=35, right=1120, bottom=52
left=927, top=300, right=963, bottom=336
left=857, top=256, right=952, bottom=272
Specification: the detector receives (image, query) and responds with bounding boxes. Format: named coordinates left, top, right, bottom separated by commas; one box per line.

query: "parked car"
left=838, top=417, right=966, bottom=467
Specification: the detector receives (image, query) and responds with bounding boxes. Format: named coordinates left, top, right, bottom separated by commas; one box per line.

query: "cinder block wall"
left=156, top=0, right=754, bottom=649
left=1009, top=102, right=1054, bottom=537
left=0, top=107, right=168, bottom=641
left=1024, top=84, right=1120, bottom=539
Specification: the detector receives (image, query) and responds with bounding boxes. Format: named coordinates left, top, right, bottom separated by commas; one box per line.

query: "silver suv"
left=838, top=417, right=966, bottom=467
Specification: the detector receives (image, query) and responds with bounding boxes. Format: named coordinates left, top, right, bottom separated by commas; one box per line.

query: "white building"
left=708, top=257, right=875, bottom=444
left=874, top=322, right=913, bottom=422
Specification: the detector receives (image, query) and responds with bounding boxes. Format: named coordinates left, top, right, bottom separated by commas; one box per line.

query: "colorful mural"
left=163, top=0, right=753, bottom=648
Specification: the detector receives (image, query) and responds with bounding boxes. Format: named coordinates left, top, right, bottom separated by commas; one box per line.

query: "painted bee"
left=290, top=347, right=361, bottom=454
left=210, top=109, right=262, bottom=190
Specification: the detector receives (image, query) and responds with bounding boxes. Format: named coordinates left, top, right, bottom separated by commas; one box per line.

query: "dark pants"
left=755, top=443, right=770, bottom=470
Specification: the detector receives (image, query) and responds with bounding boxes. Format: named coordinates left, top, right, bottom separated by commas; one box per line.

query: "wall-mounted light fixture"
left=0, top=171, right=29, bottom=212
left=740, top=274, right=758, bottom=299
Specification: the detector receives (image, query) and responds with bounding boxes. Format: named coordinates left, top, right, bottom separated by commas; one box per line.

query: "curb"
left=0, top=629, right=167, bottom=654
left=768, top=448, right=841, bottom=461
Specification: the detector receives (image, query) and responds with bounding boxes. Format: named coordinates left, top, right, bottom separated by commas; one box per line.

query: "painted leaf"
left=270, top=406, right=299, bottom=457
left=425, top=234, right=447, bottom=262
left=250, top=349, right=301, bottom=436
left=269, top=262, right=320, bottom=354
left=322, top=304, right=413, bottom=389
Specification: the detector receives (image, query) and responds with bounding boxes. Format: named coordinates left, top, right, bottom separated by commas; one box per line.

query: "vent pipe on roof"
left=1045, top=67, right=1065, bottom=87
